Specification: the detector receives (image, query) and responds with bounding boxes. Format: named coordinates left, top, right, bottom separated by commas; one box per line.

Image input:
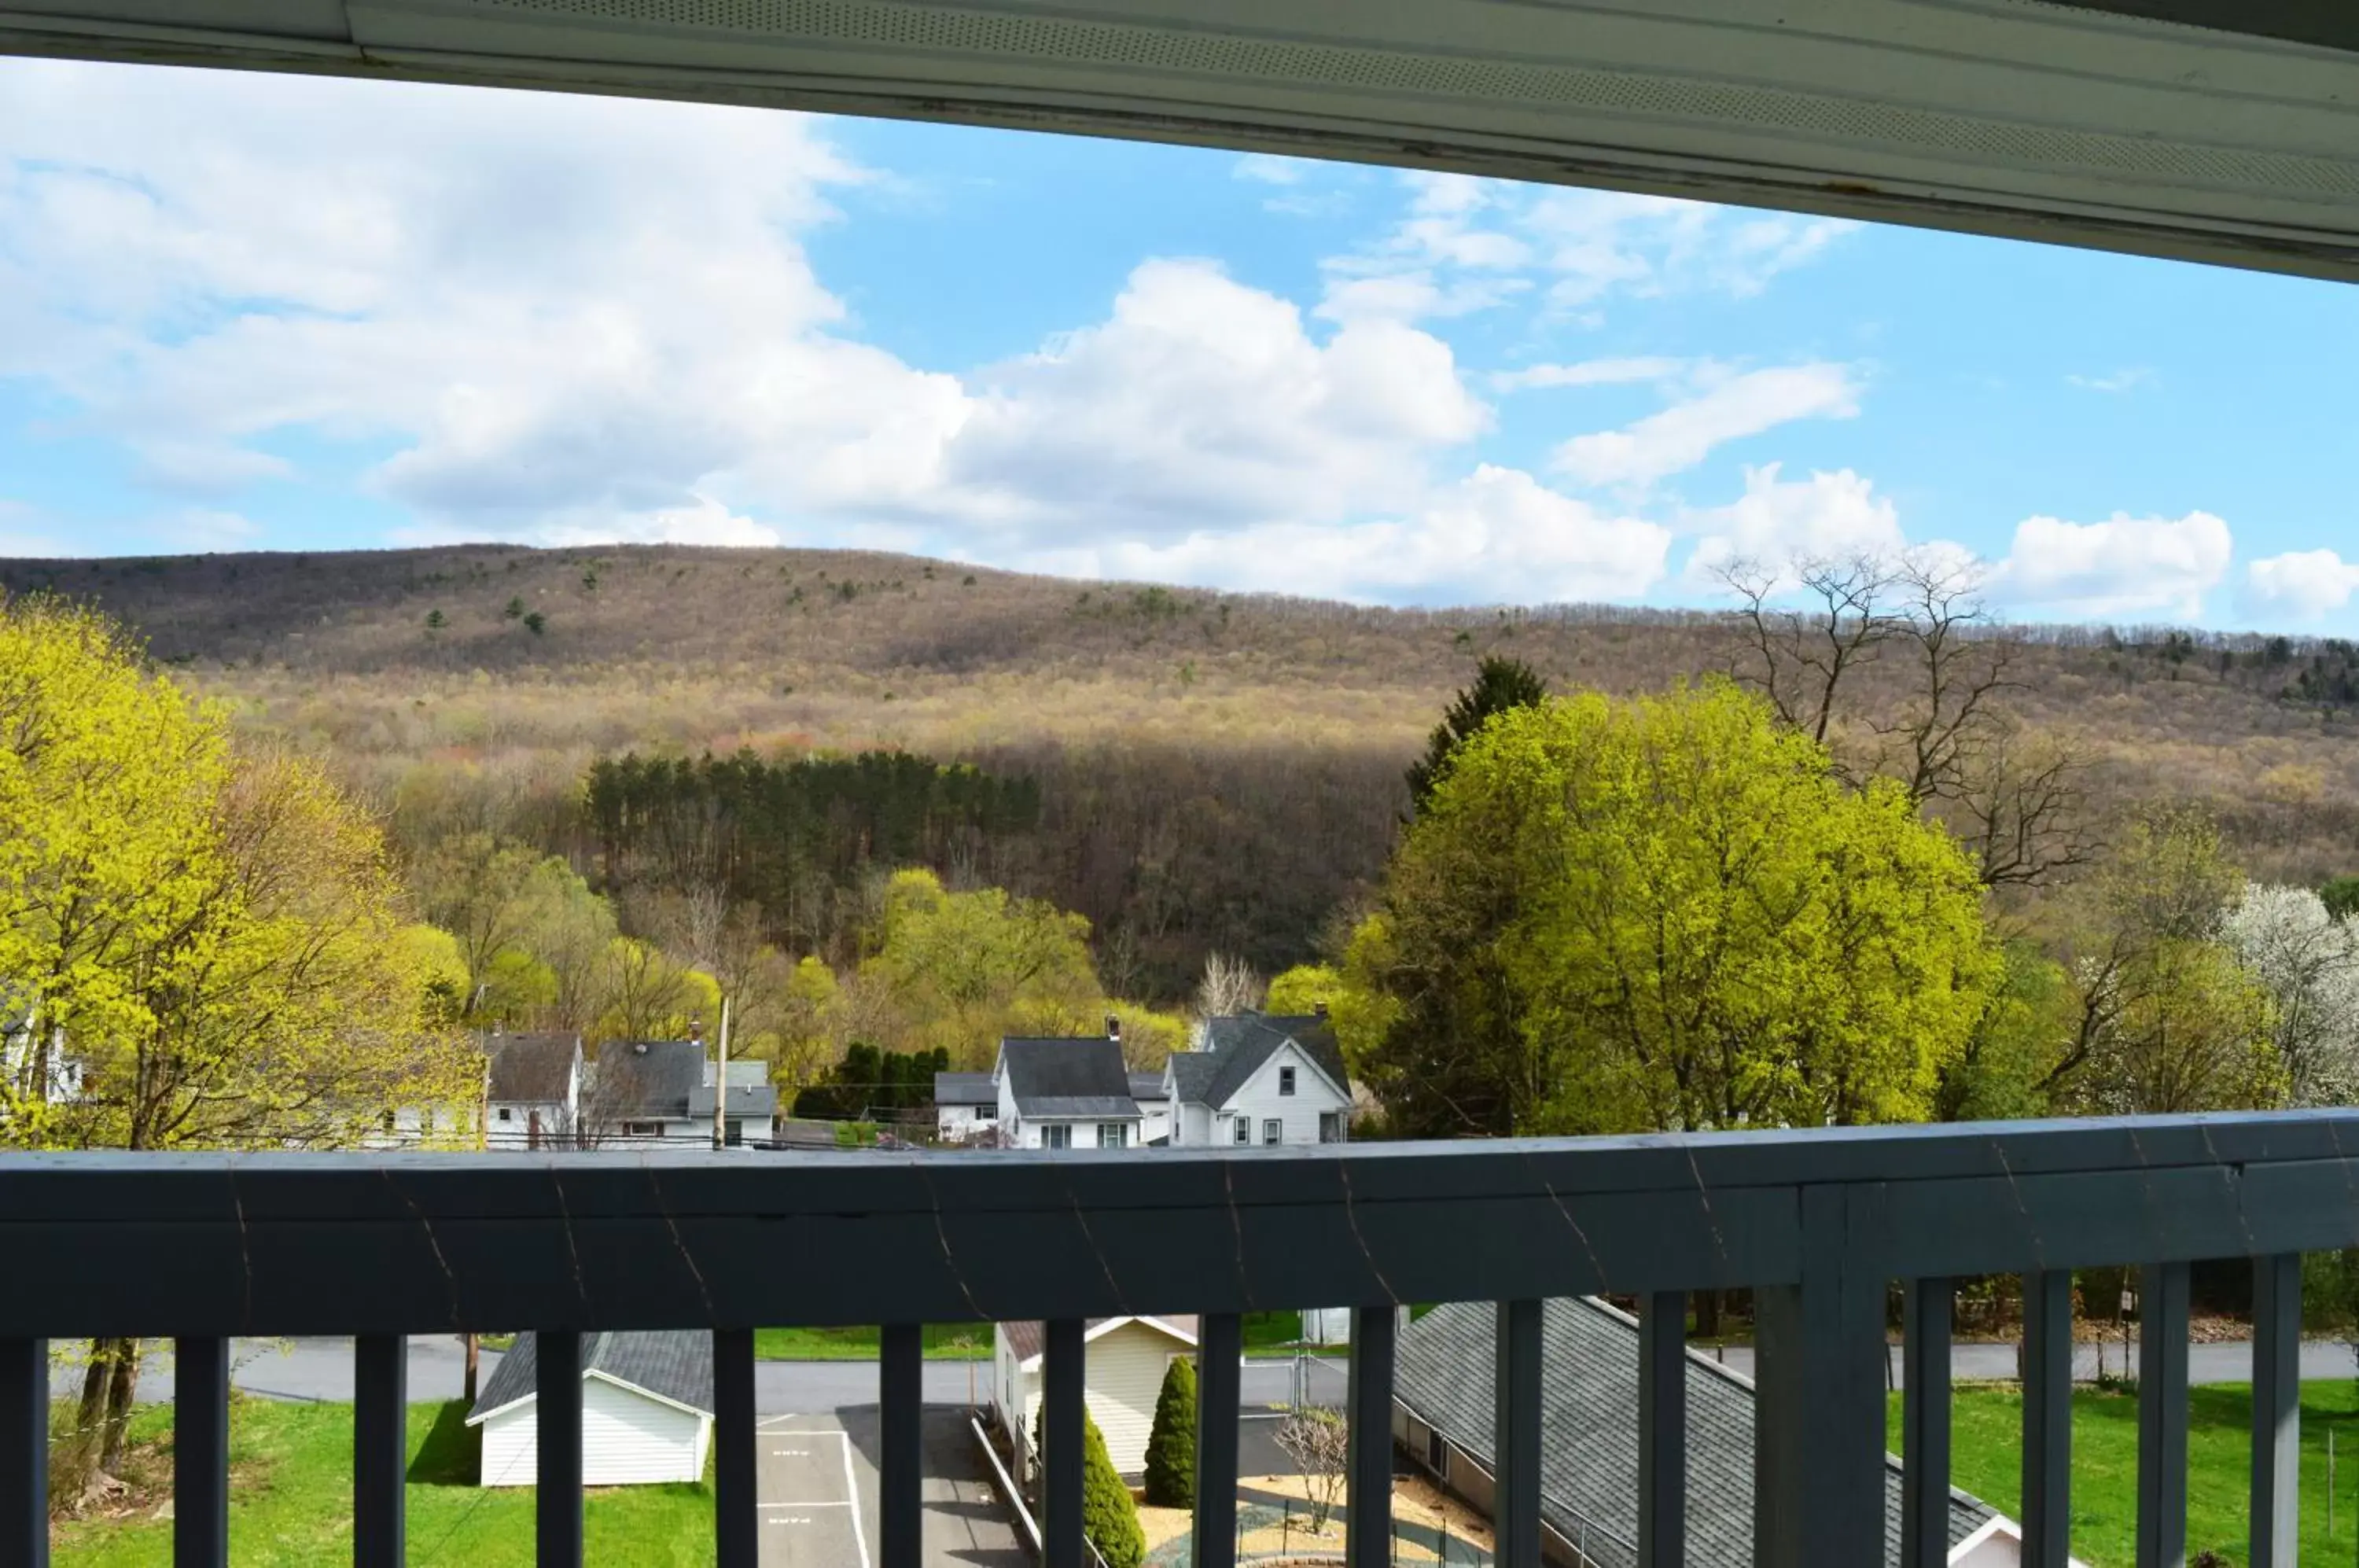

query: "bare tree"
left=1720, top=550, right=2099, bottom=888
left=1195, top=952, right=1265, bottom=1018
left=1272, top=1408, right=1349, bottom=1533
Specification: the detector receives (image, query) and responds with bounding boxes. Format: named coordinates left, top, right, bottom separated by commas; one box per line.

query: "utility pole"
left=712, top=998, right=732, bottom=1150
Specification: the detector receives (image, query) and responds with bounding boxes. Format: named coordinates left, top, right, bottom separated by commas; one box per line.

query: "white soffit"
left=2, top=0, right=2357, bottom=281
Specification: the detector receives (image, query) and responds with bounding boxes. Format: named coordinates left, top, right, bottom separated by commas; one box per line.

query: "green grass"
left=751, top=1323, right=990, bottom=1360
left=1893, top=1379, right=2359, bottom=1568
left=54, top=1397, right=712, bottom=1566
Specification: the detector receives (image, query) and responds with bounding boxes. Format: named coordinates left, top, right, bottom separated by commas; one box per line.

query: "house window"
left=1426, top=1425, right=1448, bottom=1478
left=1098, top=1123, right=1128, bottom=1149
left=1279, top=1066, right=1296, bottom=1095
left=1262, top=1118, right=1282, bottom=1145
left=1232, top=1117, right=1251, bottom=1146
left=496, top=1107, right=513, bottom=1123
left=1041, top=1124, right=1072, bottom=1150
left=620, top=1121, right=661, bottom=1139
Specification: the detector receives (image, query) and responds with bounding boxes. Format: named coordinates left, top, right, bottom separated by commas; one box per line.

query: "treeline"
left=566, top=742, right=1400, bottom=999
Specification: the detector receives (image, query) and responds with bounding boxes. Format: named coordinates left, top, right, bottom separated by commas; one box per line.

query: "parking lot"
left=758, top=1405, right=1029, bottom=1568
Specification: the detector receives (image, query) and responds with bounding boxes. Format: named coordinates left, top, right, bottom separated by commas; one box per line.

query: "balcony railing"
left=2, top=1109, right=2351, bottom=1567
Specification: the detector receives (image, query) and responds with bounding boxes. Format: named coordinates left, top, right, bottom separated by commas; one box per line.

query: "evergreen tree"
left=1404, top=655, right=1548, bottom=815
left=1081, top=1412, right=1146, bottom=1568
left=1142, top=1356, right=1198, bottom=1507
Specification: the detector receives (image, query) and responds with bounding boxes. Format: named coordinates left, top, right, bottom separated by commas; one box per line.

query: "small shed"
left=995, top=1315, right=1198, bottom=1479
left=467, top=1330, right=714, bottom=1487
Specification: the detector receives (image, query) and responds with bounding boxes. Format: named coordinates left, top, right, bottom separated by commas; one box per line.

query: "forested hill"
left=7, top=542, right=2358, bottom=997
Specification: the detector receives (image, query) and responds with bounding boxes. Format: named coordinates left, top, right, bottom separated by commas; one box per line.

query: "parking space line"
left=837, top=1428, right=871, bottom=1568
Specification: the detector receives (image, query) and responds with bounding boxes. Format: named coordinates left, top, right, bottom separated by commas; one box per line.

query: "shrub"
left=1029, top=1404, right=1146, bottom=1568
left=522, top=612, right=547, bottom=636
left=1143, top=1355, right=1197, bottom=1507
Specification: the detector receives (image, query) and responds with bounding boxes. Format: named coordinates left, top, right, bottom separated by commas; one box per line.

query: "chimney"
left=686, top=1017, right=704, bottom=1044
left=1105, top=1014, right=1121, bottom=1043
left=1314, top=1002, right=1330, bottom=1019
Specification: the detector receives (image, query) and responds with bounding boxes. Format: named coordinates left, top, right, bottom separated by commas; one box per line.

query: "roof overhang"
left=3, top=1, right=2357, bottom=284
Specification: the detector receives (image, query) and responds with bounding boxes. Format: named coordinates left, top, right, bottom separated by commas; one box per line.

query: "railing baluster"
left=1753, top=1187, right=1886, bottom=1568
left=1901, top=1277, right=1952, bottom=1568
left=1, top=1337, right=46, bottom=1568
left=1636, top=1290, right=1685, bottom=1568
left=2135, top=1261, right=2191, bottom=1568
left=714, top=1328, right=756, bottom=1568
left=1345, top=1304, right=1397, bottom=1568
left=1494, top=1299, right=1543, bottom=1568
left=1043, top=1318, right=1086, bottom=1568
left=175, top=1335, right=229, bottom=1568
left=2021, top=1269, right=2073, bottom=1568
left=2251, top=1253, right=2302, bottom=1568
left=353, top=1334, right=405, bottom=1568
left=535, top=1331, right=583, bottom=1568
left=879, top=1323, right=922, bottom=1568
left=1192, top=1312, right=1242, bottom=1568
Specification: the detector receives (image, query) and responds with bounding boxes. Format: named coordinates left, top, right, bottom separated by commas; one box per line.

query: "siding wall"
left=1216, top=1041, right=1351, bottom=1147
left=1175, top=1102, right=1213, bottom=1147
left=1009, top=1321, right=1191, bottom=1478
left=476, top=1378, right=711, bottom=1487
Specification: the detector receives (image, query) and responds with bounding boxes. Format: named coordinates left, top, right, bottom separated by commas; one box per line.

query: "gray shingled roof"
left=1128, top=1071, right=1167, bottom=1102
left=1395, top=1298, right=1993, bottom=1568
left=999, top=1037, right=1139, bottom=1118
left=935, top=1071, right=996, bottom=1107
left=594, top=1040, right=705, bottom=1119
left=687, top=1082, right=778, bottom=1117
left=468, top=1330, right=715, bottom=1423
left=1169, top=1014, right=1349, bottom=1110
left=485, top=1034, right=577, bottom=1103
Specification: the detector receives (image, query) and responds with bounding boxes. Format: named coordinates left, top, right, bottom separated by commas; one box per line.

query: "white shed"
left=467, top=1330, right=714, bottom=1487
left=995, top=1315, right=1198, bottom=1480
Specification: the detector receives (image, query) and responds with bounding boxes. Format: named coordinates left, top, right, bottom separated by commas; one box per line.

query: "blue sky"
left=2, top=59, right=2356, bottom=628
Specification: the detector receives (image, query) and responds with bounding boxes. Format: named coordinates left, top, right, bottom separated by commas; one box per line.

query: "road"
left=58, top=1338, right=1351, bottom=1409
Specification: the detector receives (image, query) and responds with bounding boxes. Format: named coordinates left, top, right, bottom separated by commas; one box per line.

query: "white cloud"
left=2066, top=368, right=2155, bottom=393
left=1995, top=510, right=2232, bottom=617
left=1044, top=463, right=1669, bottom=605
left=1492, top=357, right=1686, bottom=392
left=1553, top=363, right=1863, bottom=488
left=1232, top=153, right=1308, bottom=186
left=1680, top=464, right=1907, bottom=587
left=2244, top=549, right=2359, bottom=620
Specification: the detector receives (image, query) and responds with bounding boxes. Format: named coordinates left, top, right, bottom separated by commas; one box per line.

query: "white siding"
left=1175, top=1102, right=1213, bottom=1147
left=475, top=1379, right=710, bottom=1487
left=1137, top=1099, right=1170, bottom=1144
left=1216, top=1041, right=1350, bottom=1146
left=1013, top=1321, right=1189, bottom=1478
left=485, top=1099, right=568, bottom=1149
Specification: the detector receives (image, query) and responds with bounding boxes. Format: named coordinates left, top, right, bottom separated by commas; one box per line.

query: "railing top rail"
left=6, top=1110, right=2357, bottom=1339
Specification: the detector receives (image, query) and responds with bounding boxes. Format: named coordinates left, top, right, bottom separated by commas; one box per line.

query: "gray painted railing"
left=4, top=1109, right=2354, bottom=1567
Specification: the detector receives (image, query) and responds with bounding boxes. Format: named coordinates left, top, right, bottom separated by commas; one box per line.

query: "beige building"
left=993, top=1315, right=1198, bottom=1479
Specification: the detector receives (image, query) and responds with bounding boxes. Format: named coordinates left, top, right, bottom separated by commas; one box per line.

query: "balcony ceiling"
left=3, top=0, right=2357, bottom=283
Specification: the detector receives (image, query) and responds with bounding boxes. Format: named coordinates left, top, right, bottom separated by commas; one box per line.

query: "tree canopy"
left=1350, top=682, right=2000, bottom=1136
left=1404, top=654, right=1548, bottom=815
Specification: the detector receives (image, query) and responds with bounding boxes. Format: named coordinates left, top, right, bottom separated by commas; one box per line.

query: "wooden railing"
left=2, top=1110, right=2352, bottom=1566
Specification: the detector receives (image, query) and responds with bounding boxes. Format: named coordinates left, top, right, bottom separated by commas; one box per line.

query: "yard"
left=1895, top=1379, right=2359, bottom=1568
left=52, top=1397, right=713, bottom=1567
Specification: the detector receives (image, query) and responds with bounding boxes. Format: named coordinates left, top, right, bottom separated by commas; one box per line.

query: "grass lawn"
left=1893, top=1379, right=2359, bottom=1568
left=54, top=1397, right=713, bottom=1567
left=752, top=1323, right=990, bottom=1360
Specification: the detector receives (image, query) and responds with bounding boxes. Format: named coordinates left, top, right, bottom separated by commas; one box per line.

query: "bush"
left=1143, top=1355, right=1197, bottom=1507
left=1029, top=1404, right=1146, bottom=1568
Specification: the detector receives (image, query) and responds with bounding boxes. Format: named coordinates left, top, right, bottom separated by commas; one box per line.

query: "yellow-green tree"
left=1352, top=683, right=1999, bottom=1136
left=1266, top=964, right=1346, bottom=1017
left=858, top=868, right=1105, bottom=1065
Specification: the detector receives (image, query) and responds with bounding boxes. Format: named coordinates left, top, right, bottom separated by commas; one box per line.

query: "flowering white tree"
left=2222, top=883, right=2359, bottom=1106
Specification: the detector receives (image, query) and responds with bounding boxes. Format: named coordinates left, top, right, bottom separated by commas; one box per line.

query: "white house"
left=588, top=1037, right=777, bottom=1147
left=992, top=1032, right=1141, bottom=1150
left=933, top=1070, right=999, bottom=1143
left=1161, top=1012, right=1352, bottom=1148
left=994, top=1315, right=1198, bottom=1480
left=1128, top=1072, right=1171, bottom=1145
left=484, top=1032, right=583, bottom=1150
left=467, top=1330, right=714, bottom=1487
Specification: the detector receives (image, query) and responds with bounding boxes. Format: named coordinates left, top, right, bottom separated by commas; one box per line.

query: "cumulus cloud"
left=1043, top=464, right=1669, bottom=605
left=1553, top=363, right=1863, bottom=488
left=2245, top=549, right=2359, bottom=620
left=1994, top=510, right=2232, bottom=617
left=1680, top=464, right=1907, bottom=587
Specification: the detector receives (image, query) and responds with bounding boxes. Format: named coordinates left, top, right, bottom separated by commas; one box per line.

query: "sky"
left=2, top=58, right=2356, bottom=630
